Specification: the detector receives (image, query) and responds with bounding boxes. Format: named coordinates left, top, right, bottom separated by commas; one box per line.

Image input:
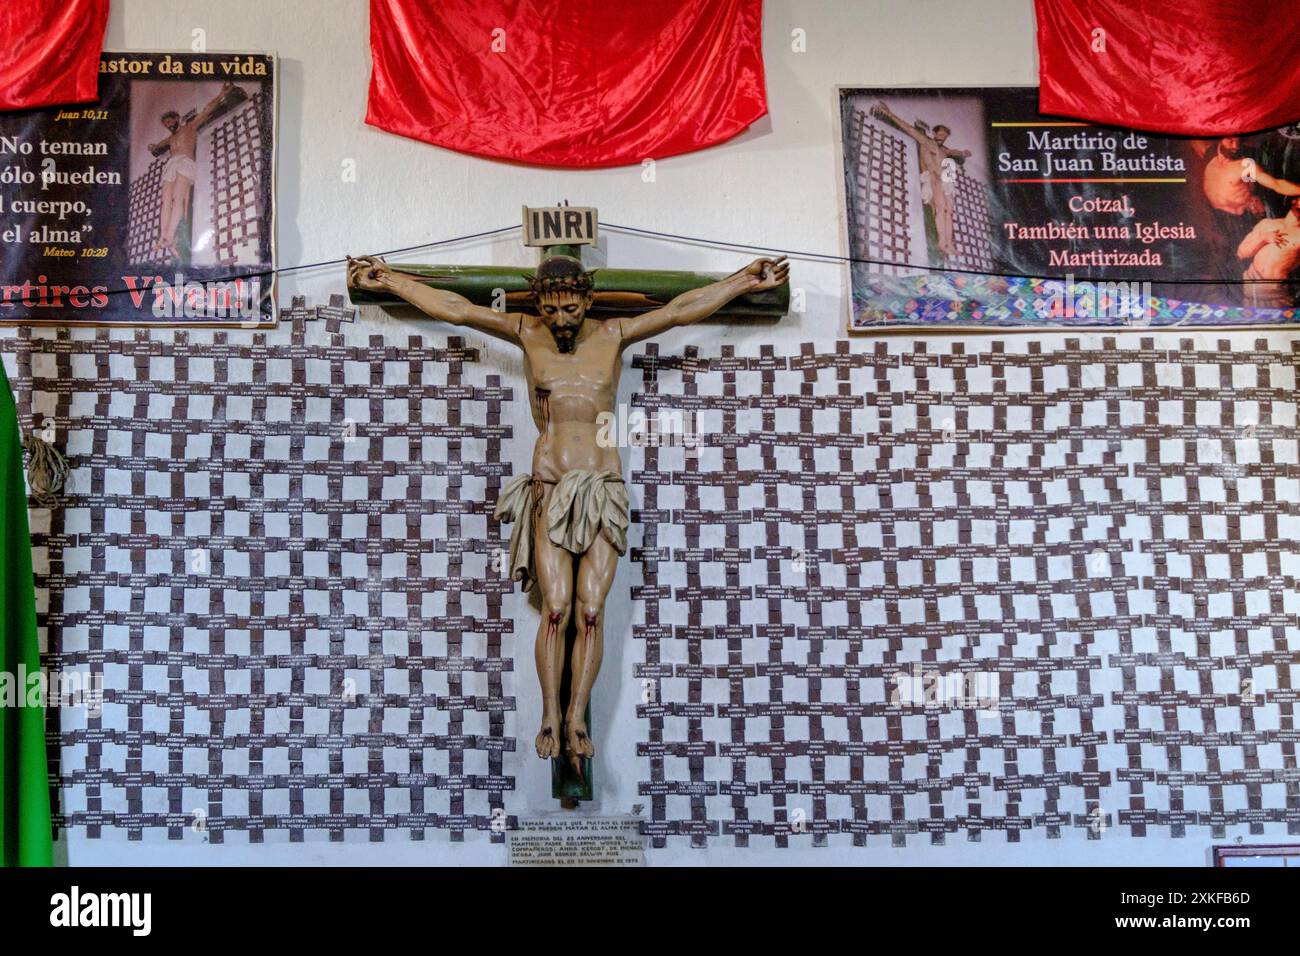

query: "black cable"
left=82, top=224, right=520, bottom=300
left=602, top=221, right=1294, bottom=288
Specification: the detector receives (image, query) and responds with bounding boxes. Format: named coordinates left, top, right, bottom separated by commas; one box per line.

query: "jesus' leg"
left=930, top=172, right=956, bottom=260
left=531, top=483, right=573, bottom=759
left=166, top=175, right=194, bottom=257
left=157, top=181, right=176, bottom=256
left=566, top=534, right=618, bottom=762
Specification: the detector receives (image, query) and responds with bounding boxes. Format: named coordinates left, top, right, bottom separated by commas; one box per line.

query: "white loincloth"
left=162, top=154, right=197, bottom=183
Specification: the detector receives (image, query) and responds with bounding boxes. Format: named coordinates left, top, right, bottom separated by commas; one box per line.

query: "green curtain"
left=0, top=362, right=52, bottom=867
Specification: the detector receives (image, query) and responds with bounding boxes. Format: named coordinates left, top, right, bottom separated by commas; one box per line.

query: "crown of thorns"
left=527, top=256, right=595, bottom=297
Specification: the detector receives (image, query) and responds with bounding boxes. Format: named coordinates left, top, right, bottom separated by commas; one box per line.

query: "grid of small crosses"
left=1, top=294, right=516, bottom=843
left=950, top=167, right=994, bottom=273
left=126, top=157, right=167, bottom=266
left=847, top=108, right=913, bottom=276
left=207, top=96, right=265, bottom=266
left=629, top=337, right=1300, bottom=848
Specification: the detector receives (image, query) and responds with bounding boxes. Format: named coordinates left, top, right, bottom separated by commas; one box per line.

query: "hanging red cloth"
left=0, top=0, right=109, bottom=112
left=1035, top=0, right=1300, bottom=135
left=365, top=0, right=767, bottom=168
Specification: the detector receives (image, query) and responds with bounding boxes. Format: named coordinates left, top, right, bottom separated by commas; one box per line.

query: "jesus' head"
left=529, top=255, right=595, bottom=353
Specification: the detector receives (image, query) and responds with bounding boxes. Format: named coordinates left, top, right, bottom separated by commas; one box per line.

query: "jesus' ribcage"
left=533, top=387, right=551, bottom=431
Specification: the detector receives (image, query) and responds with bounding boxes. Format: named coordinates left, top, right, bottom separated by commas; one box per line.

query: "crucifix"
left=347, top=206, right=789, bottom=805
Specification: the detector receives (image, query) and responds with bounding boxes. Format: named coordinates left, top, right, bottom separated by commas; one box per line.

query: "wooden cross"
left=347, top=208, right=788, bottom=319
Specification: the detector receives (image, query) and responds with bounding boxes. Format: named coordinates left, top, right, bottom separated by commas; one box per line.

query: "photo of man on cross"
left=347, top=246, right=788, bottom=786
left=870, top=99, right=972, bottom=263
left=146, top=80, right=236, bottom=261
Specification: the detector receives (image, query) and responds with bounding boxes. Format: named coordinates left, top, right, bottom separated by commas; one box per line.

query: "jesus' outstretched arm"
left=347, top=255, right=524, bottom=345
left=617, top=256, right=789, bottom=347
left=870, top=102, right=925, bottom=143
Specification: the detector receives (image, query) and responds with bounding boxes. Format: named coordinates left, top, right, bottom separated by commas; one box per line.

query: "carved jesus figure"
left=348, top=253, right=789, bottom=772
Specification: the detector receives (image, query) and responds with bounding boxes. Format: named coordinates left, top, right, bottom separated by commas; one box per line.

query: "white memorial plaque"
left=508, top=816, right=645, bottom=867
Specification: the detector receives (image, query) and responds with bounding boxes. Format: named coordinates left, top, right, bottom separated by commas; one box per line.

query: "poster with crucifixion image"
left=839, top=87, right=1300, bottom=331
left=0, top=51, right=276, bottom=327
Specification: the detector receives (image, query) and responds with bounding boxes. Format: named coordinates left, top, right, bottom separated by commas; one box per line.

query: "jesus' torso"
left=163, top=122, right=200, bottom=161
left=519, top=314, right=624, bottom=483
left=914, top=137, right=948, bottom=177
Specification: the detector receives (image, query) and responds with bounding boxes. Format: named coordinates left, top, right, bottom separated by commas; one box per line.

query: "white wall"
left=44, top=0, right=1286, bottom=866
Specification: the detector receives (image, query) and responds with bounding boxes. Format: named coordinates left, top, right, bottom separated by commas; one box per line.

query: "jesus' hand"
left=741, top=256, right=790, bottom=292
left=347, top=255, right=393, bottom=292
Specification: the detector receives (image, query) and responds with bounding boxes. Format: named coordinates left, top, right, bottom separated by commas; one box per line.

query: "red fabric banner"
left=1036, top=0, right=1300, bottom=135
left=365, top=0, right=767, bottom=168
left=0, top=0, right=109, bottom=113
